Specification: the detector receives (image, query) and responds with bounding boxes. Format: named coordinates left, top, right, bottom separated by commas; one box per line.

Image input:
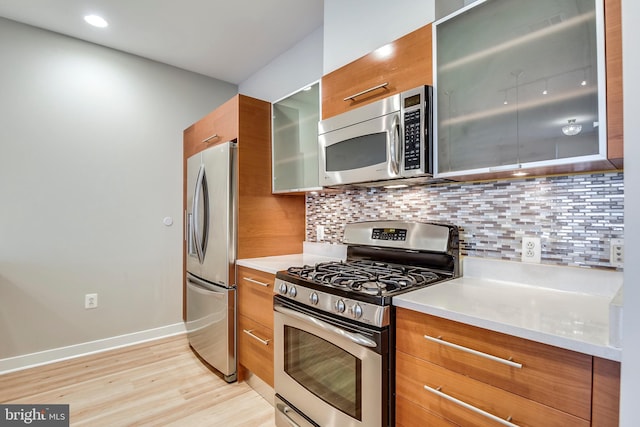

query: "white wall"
left=239, top=26, right=323, bottom=103
left=620, top=0, right=639, bottom=424
left=0, top=18, right=237, bottom=364
left=323, top=0, right=435, bottom=74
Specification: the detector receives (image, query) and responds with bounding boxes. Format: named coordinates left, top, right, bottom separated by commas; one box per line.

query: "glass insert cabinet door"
left=434, top=0, right=606, bottom=176
left=272, top=82, right=321, bottom=193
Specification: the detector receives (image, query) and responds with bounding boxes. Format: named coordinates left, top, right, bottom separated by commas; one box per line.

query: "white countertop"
left=393, top=257, right=623, bottom=361
left=236, top=242, right=346, bottom=275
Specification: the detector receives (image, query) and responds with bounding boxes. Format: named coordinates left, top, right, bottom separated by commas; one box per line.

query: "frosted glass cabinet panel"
left=272, top=82, right=321, bottom=193
left=434, top=0, right=606, bottom=177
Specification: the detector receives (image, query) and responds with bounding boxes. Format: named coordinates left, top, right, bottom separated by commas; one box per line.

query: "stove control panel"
left=275, top=278, right=390, bottom=327
left=371, top=227, right=407, bottom=241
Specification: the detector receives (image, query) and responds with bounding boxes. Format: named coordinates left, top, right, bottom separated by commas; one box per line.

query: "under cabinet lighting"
left=512, top=172, right=528, bottom=177
left=84, top=15, right=108, bottom=28
left=384, top=184, right=409, bottom=189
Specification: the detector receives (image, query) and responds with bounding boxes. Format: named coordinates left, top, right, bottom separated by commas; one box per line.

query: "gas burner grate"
left=286, top=260, right=445, bottom=296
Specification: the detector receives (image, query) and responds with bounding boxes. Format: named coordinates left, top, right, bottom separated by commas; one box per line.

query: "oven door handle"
left=274, top=305, right=377, bottom=348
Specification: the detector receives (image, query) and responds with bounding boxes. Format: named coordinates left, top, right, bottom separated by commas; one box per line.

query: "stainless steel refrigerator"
left=185, top=140, right=237, bottom=382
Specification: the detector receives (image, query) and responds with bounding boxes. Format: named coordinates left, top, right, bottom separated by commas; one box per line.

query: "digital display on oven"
left=403, top=93, right=421, bottom=108
left=371, top=228, right=407, bottom=241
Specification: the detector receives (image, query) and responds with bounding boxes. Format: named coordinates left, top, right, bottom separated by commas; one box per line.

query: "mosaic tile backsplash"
left=306, top=172, right=624, bottom=270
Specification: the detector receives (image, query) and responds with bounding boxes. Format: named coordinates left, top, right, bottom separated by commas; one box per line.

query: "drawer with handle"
left=396, top=351, right=589, bottom=427
left=237, top=266, right=275, bottom=328
left=238, top=314, right=274, bottom=387
left=396, top=395, right=457, bottom=427
left=395, top=308, right=592, bottom=420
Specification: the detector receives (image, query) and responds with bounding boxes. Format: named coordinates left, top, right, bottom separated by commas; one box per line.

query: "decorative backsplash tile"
left=306, top=172, right=624, bottom=270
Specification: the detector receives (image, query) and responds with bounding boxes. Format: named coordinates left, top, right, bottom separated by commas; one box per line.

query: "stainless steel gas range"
left=272, top=220, right=460, bottom=427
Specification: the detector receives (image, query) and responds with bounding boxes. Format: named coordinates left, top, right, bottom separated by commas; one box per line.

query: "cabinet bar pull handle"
left=343, top=82, right=389, bottom=101
left=243, top=329, right=270, bottom=345
left=243, top=277, right=270, bottom=287
left=424, top=334, right=522, bottom=369
left=202, top=134, right=219, bottom=143
left=424, top=384, right=519, bottom=427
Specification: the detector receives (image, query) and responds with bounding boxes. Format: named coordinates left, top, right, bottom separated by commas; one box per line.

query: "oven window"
left=325, top=133, right=386, bottom=171
left=284, top=326, right=362, bottom=420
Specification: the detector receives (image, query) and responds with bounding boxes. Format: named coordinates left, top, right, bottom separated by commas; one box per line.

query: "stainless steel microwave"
left=318, top=85, right=433, bottom=187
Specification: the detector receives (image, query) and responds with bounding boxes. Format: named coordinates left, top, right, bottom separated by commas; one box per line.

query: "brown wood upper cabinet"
left=321, top=23, right=433, bottom=120
left=604, top=0, right=623, bottom=168
left=182, top=94, right=305, bottom=318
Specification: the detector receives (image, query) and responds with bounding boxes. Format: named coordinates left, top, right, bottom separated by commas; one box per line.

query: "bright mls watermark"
left=1, top=405, right=69, bottom=426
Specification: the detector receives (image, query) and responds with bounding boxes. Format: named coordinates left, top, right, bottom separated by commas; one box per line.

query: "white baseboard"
left=0, top=322, right=187, bottom=375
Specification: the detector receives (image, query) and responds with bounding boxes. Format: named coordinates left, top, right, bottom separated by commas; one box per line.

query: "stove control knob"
left=309, top=292, right=319, bottom=305
left=288, top=286, right=297, bottom=298
left=278, top=282, right=288, bottom=295
left=335, top=299, right=346, bottom=313
left=352, top=303, right=363, bottom=319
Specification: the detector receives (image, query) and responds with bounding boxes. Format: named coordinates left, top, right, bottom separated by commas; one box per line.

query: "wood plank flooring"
left=0, top=334, right=276, bottom=426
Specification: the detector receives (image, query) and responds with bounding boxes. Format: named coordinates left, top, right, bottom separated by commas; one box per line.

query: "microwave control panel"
left=403, top=108, right=422, bottom=171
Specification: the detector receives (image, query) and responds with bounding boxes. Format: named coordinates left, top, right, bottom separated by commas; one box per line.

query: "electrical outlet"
left=610, top=238, right=624, bottom=267
left=316, top=225, right=325, bottom=242
left=522, top=237, right=541, bottom=263
left=85, top=293, right=98, bottom=309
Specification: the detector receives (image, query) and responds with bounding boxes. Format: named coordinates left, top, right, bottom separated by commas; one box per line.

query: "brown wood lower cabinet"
left=396, top=351, right=588, bottom=427
left=592, top=357, right=621, bottom=426
left=238, top=314, right=273, bottom=386
left=395, top=307, right=621, bottom=426
left=237, top=266, right=275, bottom=387
left=396, top=395, right=457, bottom=427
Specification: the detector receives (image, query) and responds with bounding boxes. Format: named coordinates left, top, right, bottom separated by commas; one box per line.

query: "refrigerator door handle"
left=186, top=212, right=196, bottom=256
left=192, top=165, right=209, bottom=264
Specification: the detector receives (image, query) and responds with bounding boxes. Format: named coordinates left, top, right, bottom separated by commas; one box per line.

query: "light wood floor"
left=0, top=334, right=276, bottom=426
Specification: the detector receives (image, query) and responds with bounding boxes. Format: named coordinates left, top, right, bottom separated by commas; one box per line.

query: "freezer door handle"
left=187, top=273, right=226, bottom=294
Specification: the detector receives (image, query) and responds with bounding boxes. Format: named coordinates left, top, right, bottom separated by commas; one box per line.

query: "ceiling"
left=0, top=0, right=324, bottom=85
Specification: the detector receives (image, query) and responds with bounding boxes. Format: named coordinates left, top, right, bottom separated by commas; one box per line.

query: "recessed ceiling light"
left=84, top=15, right=108, bottom=28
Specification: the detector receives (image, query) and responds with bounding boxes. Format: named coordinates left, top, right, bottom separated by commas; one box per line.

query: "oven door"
left=274, top=297, right=384, bottom=427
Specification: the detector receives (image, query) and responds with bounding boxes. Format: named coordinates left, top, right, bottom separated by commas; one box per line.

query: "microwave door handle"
left=274, top=305, right=377, bottom=348
left=389, top=114, right=401, bottom=175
